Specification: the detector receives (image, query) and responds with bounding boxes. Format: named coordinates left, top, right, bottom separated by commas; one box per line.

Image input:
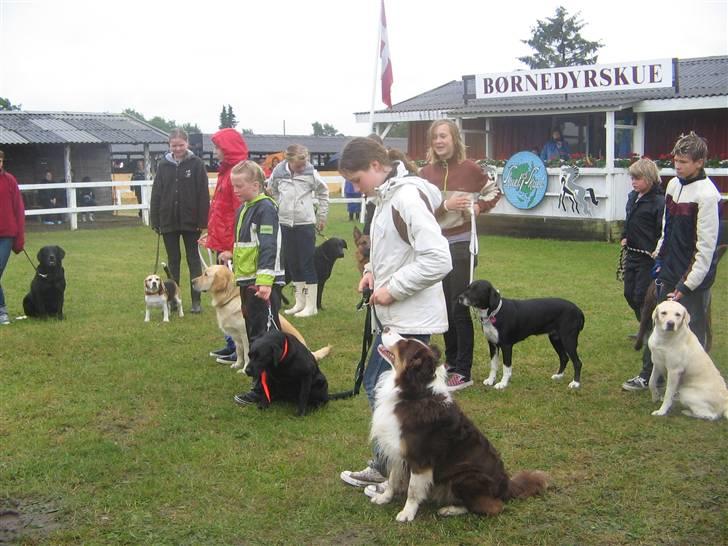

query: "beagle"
left=144, top=272, right=183, bottom=323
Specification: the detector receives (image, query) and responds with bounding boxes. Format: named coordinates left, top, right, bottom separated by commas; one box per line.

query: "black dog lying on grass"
left=314, top=237, right=347, bottom=310
left=23, top=245, right=66, bottom=320
left=245, top=330, right=350, bottom=416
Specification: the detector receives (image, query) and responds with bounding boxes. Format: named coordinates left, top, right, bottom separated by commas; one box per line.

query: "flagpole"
left=369, top=1, right=382, bottom=133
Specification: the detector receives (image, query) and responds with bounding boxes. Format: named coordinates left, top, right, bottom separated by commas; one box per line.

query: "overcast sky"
left=1, top=0, right=726, bottom=137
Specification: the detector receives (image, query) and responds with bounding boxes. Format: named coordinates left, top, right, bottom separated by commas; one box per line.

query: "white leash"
left=468, top=198, right=478, bottom=285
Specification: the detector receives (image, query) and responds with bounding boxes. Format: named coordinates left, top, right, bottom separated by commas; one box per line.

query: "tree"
left=147, top=116, right=178, bottom=133
left=241, top=128, right=255, bottom=135
left=518, top=6, right=603, bottom=69
left=311, top=122, right=342, bottom=136
left=181, top=123, right=201, bottom=134
left=219, top=104, right=238, bottom=129
left=0, top=97, right=22, bottom=111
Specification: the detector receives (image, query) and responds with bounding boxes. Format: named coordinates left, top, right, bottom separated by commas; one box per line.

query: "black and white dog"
left=458, top=280, right=585, bottom=390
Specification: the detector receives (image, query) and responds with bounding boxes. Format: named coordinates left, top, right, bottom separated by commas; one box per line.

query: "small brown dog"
left=353, top=226, right=371, bottom=275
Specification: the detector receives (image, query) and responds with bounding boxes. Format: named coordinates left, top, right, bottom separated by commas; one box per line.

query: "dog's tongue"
left=377, top=344, right=394, bottom=366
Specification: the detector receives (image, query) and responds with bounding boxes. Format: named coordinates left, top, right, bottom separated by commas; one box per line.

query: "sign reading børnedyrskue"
left=502, top=152, right=548, bottom=210
left=474, top=59, right=674, bottom=99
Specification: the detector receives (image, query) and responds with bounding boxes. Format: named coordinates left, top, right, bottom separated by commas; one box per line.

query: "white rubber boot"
left=294, top=284, right=318, bottom=318
left=284, top=282, right=306, bottom=315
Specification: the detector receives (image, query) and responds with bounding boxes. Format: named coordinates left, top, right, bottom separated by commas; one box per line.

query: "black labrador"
left=23, top=245, right=67, bottom=320
left=314, top=237, right=347, bottom=310
left=245, top=331, right=331, bottom=416
left=458, top=280, right=584, bottom=390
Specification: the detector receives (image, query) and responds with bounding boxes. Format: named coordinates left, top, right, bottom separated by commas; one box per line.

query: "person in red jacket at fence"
left=199, top=128, right=249, bottom=362
left=0, top=149, right=26, bottom=325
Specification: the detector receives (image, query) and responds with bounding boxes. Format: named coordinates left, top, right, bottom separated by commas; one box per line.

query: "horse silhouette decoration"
left=558, top=165, right=599, bottom=216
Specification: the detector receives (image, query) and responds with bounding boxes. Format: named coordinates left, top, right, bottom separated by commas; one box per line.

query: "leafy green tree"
left=518, top=6, right=603, bottom=68
left=386, top=122, right=409, bottom=138
left=0, top=97, right=22, bottom=111
left=241, top=128, right=254, bottom=135
left=311, top=122, right=342, bottom=136
left=122, top=107, right=145, bottom=120
left=147, top=116, right=177, bottom=133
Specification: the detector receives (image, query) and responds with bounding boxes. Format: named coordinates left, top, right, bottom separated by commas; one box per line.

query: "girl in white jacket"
left=337, top=137, right=452, bottom=491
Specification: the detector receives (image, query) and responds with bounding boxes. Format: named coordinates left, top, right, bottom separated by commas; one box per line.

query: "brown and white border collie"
left=369, top=328, right=548, bottom=522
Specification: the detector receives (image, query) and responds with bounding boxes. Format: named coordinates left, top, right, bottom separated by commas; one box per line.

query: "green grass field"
left=1, top=207, right=726, bottom=545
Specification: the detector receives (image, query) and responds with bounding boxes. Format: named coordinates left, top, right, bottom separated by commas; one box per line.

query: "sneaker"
left=234, top=391, right=261, bottom=406
left=210, top=346, right=235, bottom=358
left=340, top=466, right=386, bottom=488
left=364, top=481, right=388, bottom=498
left=446, top=373, right=473, bottom=391
left=622, top=376, right=649, bottom=391
left=0, top=312, right=10, bottom=325
left=190, top=303, right=201, bottom=314
left=444, top=362, right=455, bottom=372
left=216, top=353, right=237, bottom=365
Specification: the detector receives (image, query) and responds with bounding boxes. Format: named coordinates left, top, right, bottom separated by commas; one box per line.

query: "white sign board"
left=474, top=59, right=674, bottom=99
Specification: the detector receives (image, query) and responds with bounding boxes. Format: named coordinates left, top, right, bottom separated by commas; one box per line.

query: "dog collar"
left=478, top=300, right=502, bottom=324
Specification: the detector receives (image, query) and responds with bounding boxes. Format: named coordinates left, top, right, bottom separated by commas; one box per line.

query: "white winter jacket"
left=366, top=162, right=452, bottom=334
left=268, top=161, right=329, bottom=227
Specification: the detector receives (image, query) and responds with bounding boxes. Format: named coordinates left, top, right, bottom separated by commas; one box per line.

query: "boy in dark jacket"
left=219, top=160, right=284, bottom=407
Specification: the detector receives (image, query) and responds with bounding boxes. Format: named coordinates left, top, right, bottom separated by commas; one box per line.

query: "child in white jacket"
left=337, top=137, right=452, bottom=492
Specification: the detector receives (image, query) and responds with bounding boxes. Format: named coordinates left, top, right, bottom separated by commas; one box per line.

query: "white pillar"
left=142, top=144, right=151, bottom=226
left=485, top=118, right=492, bottom=159
left=633, top=112, right=645, bottom=156
left=65, top=145, right=77, bottom=231
left=605, top=111, right=615, bottom=169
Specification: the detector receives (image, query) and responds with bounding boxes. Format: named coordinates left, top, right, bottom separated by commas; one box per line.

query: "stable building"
left=357, top=55, right=728, bottom=240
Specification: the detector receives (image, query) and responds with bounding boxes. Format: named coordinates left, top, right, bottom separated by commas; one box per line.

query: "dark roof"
left=112, top=134, right=408, bottom=155
left=361, top=56, right=728, bottom=117
left=0, top=111, right=169, bottom=145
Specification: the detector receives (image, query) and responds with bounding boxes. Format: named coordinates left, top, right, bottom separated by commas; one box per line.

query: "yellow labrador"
left=648, top=300, right=728, bottom=420
left=192, top=265, right=311, bottom=372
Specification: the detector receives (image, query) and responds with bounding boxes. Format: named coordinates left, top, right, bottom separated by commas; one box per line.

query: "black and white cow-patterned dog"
left=458, top=280, right=585, bottom=390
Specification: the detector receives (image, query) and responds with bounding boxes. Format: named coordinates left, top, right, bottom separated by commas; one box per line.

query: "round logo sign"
left=501, top=151, right=548, bottom=210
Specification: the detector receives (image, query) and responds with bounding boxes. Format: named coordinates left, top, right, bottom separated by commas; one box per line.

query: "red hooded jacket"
left=206, top=129, right=249, bottom=253
left=0, top=169, right=25, bottom=253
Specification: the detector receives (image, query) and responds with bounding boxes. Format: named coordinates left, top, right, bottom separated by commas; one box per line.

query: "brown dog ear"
left=353, top=226, right=362, bottom=242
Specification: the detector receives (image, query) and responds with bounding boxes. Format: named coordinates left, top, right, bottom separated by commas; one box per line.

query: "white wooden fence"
left=19, top=176, right=366, bottom=230
left=19, top=170, right=726, bottom=231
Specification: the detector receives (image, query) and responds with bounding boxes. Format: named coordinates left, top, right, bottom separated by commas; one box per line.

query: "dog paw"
left=438, top=505, right=469, bottom=517
left=551, top=373, right=564, bottom=380
left=568, top=381, right=580, bottom=389
left=483, top=377, right=496, bottom=386
left=230, top=363, right=243, bottom=369
left=370, top=493, right=391, bottom=505
left=494, top=382, right=508, bottom=390
left=396, top=509, right=416, bottom=522
left=651, top=409, right=667, bottom=416
left=236, top=369, right=246, bottom=374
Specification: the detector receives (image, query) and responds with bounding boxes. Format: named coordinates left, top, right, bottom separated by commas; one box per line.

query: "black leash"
left=152, top=231, right=161, bottom=274
left=22, top=248, right=47, bottom=278
left=329, top=287, right=380, bottom=399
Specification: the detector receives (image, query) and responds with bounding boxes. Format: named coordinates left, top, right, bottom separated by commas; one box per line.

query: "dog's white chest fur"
left=479, top=312, right=499, bottom=344
left=371, top=372, right=404, bottom=463
left=145, top=294, right=168, bottom=308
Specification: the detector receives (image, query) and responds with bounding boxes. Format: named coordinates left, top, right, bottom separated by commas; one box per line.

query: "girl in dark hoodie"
left=150, top=128, right=210, bottom=313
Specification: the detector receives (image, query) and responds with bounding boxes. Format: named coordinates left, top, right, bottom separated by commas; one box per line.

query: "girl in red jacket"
left=0, top=149, right=26, bottom=325
left=200, top=128, right=249, bottom=361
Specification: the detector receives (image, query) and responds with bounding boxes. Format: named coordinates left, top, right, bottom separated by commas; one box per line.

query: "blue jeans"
left=0, top=238, right=14, bottom=308
left=364, top=332, right=430, bottom=475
